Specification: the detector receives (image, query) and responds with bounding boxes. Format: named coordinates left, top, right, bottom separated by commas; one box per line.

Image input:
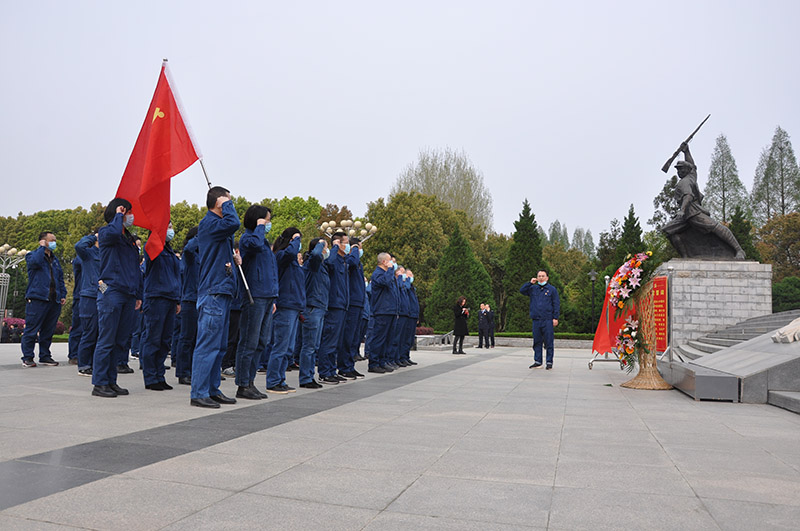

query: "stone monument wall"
left=656, top=259, right=772, bottom=347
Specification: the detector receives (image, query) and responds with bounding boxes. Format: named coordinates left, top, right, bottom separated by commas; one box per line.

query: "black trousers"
left=478, top=328, right=490, bottom=347
left=452, top=335, right=464, bottom=353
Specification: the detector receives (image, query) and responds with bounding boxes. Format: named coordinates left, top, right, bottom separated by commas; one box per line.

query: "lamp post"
left=588, top=270, right=598, bottom=331
left=0, top=244, right=30, bottom=318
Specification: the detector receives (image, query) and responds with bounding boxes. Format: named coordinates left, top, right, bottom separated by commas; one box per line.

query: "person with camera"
left=452, top=296, right=468, bottom=355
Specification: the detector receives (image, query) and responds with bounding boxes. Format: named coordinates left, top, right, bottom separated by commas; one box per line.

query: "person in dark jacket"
left=389, top=265, right=410, bottom=367
left=452, top=296, right=469, bottom=355
left=235, top=205, right=278, bottom=400
left=339, top=237, right=366, bottom=379
left=67, top=254, right=83, bottom=364
left=190, top=186, right=241, bottom=408
left=317, top=233, right=351, bottom=384
left=519, top=269, right=560, bottom=369
left=176, top=226, right=199, bottom=385
left=266, top=227, right=304, bottom=393
left=75, top=232, right=101, bottom=376
left=367, top=252, right=399, bottom=372
left=1, top=322, right=10, bottom=343
left=486, top=304, right=496, bottom=347
left=400, top=269, right=419, bottom=365
left=20, top=231, right=67, bottom=367
left=298, top=237, right=329, bottom=388
left=92, top=199, right=141, bottom=397
left=140, top=222, right=181, bottom=391
left=477, top=303, right=490, bottom=348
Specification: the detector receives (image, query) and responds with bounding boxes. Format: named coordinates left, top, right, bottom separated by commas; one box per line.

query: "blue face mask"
left=298, top=241, right=302, bottom=252
left=264, top=222, right=272, bottom=234
left=123, top=213, right=134, bottom=228
left=358, top=248, right=363, bottom=258
left=402, top=273, right=407, bottom=280
left=47, top=241, right=57, bottom=251
left=166, top=228, right=175, bottom=241
left=323, top=249, right=330, bottom=259
left=409, top=276, right=414, bottom=284
left=538, top=281, right=547, bottom=286
left=392, top=262, right=398, bottom=270
left=344, top=243, right=351, bottom=254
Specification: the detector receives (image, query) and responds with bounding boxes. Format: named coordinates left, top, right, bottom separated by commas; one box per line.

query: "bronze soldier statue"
left=661, top=143, right=746, bottom=260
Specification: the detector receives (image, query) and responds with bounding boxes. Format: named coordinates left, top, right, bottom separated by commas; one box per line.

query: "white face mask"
left=123, top=213, right=135, bottom=228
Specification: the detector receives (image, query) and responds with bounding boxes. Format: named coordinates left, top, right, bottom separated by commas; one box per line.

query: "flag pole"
left=199, top=159, right=254, bottom=305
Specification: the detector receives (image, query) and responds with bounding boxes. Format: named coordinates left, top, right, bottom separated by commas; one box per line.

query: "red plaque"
left=652, top=276, right=668, bottom=352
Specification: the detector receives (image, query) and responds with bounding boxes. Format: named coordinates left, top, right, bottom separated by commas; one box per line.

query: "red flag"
left=116, top=62, right=200, bottom=260
left=592, top=264, right=635, bottom=354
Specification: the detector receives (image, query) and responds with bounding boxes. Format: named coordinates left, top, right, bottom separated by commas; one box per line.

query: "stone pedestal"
left=657, top=259, right=772, bottom=347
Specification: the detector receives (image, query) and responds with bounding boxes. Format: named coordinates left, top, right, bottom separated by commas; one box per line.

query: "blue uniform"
left=177, top=236, right=199, bottom=379
left=318, top=245, right=349, bottom=378
left=21, top=245, right=66, bottom=363
left=341, top=247, right=365, bottom=374
left=389, top=275, right=410, bottom=364
left=299, top=240, right=328, bottom=385
left=520, top=282, right=561, bottom=365
left=367, top=266, right=399, bottom=370
left=75, top=235, right=100, bottom=371
left=93, top=213, right=142, bottom=387
left=191, top=200, right=240, bottom=400
left=268, top=238, right=304, bottom=388
left=141, top=241, right=180, bottom=386
left=68, top=255, right=83, bottom=361
left=236, top=225, right=279, bottom=388
left=400, top=281, right=419, bottom=362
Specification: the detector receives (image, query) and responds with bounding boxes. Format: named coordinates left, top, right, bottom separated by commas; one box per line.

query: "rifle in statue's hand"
left=661, top=114, right=711, bottom=173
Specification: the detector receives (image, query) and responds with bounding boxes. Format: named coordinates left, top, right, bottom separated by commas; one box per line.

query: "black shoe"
left=191, top=397, right=220, bottom=408
left=178, top=376, right=191, bottom=385
left=109, top=383, right=129, bottom=395
left=257, top=367, right=267, bottom=373
left=117, top=365, right=134, bottom=374
left=300, top=380, right=323, bottom=389
left=546, top=364, right=553, bottom=370
left=350, top=370, right=365, bottom=379
left=38, top=357, right=59, bottom=366
left=249, top=384, right=269, bottom=399
left=320, top=375, right=340, bottom=384
left=92, top=385, right=117, bottom=398
left=336, top=373, right=353, bottom=381
left=210, top=392, right=236, bottom=404
left=21, top=358, right=37, bottom=368
left=406, top=360, right=418, bottom=366
left=381, top=365, right=394, bottom=372
left=131, top=352, right=140, bottom=358
left=368, top=366, right=386, bottom=374
left=529, top=362, right=542, bottom=369
left=266, top=385, right=290, bottom=394
left=280, top=384, right=297, bottom=393
left=286, top=362, right=300, bottom=372
left=146, top=382, right=166, bottom=391
left=68, top=358, right=78, bottom=365
left=78, top=368, right=93, bottom=377
left=160, top=381, right=173, bottom=390
left=236, top=385, right=262, bottom=400
left=457, top=351, right=466, bottom=355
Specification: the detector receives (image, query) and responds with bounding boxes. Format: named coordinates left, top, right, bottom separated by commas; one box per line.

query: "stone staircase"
left=670, top=309, right=800, bottom=413
left=676, top=309, right=800, bottom=361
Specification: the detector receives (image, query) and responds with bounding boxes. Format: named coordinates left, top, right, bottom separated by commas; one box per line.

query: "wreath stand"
left=620, top=281, right=672, bottom=390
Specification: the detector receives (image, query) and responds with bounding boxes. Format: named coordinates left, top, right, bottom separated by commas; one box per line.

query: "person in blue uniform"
left=357, top=276, right=371, bottom=361
left=298, top=237, right=329, bottom=388
left=176, top=226, right=199, bottom=385
left=520, top=269, right=561, bottom=370
left=67, top=254, right=83, bottom=364
left=266, top=227, right=303, bottom=393
left=140, top=222, right=181, bottom=391
left=400, top=269, right=419, bottom=366
left=235, top=204, right=278, bottom=400
left=74, top=233, right=100, bottom=376
left=339, top=237, right=366, bottom=379
left=190, top=186, right=241, bottom=408
left=317, top=233, right=350, bottom=384
left=92, top=199, right=141, bottom=397
left=21, top=231, right=67, bottom=367
left=388, top=265, right=411, bottom=368
left=367, top=252, right=399, bottom=373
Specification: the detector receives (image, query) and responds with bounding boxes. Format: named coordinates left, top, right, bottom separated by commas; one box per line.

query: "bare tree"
left=392, top=147, right=494, bottom=232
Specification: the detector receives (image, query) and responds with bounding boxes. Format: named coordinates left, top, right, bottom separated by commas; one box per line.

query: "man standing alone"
left=520, top=270, right=560, bottom=370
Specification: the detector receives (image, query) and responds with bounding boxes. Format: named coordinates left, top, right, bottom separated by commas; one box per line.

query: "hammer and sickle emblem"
left=152, top=107, right=165, bottom=123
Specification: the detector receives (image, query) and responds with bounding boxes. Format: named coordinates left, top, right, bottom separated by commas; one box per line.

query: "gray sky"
left=2, top=1, right=798, bottom=240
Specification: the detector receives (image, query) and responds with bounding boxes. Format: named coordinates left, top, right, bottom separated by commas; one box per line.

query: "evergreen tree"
left=703, top=133, right=747, bottom=223
left=728, top=205, right=761, bottom=261
left=772, top=276, right=800, bottom=312
left=613, top=204, right=644, bottom=266
left=548, top=220, right=569, bottom=247
left=751, top=146, right=776, bottom=226
left=503, top=200, right=547, bottom=332
left=425, top=224, right=494, bottom=332
left=648, top=176, right=679, bottom=229
left=752, top=127, right=800, bottom=225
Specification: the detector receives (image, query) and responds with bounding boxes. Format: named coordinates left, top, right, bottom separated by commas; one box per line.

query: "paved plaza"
left=1, top=342, right=799, bottom=530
